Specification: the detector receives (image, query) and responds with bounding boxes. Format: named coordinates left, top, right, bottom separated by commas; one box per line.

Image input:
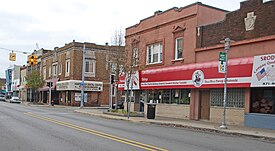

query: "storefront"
left=245, top=53, right=275, bottom=130
left=56, top=80, right=103, bottom=106
left=119, top=57, right=253, bottom=122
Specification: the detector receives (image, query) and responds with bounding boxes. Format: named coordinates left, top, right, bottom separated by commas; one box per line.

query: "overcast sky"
left=0, top=0, right=243, bottom=78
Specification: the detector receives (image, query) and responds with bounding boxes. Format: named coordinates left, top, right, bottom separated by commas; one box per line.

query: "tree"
left=111, top=27, right=125, bottom=46
left=26, top=70, right=44, bottom=102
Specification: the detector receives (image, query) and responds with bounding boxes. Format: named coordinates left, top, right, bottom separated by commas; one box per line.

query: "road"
left=0, top=102, right=274, bottom=151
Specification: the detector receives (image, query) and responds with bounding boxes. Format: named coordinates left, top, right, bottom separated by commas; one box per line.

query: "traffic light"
left=28, top=55, right=38, bottom=66
left=111, top=74, right=114, bottom=84
left=47, top=82, right=53, bottom=87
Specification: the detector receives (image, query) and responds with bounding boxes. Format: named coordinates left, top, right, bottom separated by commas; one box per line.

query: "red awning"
left=140, top=57, right=254, bottom=89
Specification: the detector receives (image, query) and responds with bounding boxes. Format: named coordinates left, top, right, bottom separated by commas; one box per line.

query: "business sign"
left=56, top=80, right=103, bottom=91
left=251, top=53, right=275, bottom=87
left=192, top=70, right=204, bottom=87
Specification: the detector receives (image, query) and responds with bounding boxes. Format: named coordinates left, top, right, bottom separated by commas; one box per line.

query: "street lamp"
left=80, top=44, right=86, bottom=109
left=220, top=38, right=231, bottom=129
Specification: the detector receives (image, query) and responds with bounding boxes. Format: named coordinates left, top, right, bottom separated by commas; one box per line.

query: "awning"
left=119, top=57, right=253, bottom=90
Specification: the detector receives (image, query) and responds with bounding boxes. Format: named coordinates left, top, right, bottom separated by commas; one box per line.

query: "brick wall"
left=198, top=0, right=275, bottom=47
left=210, top=107, right=244, bottom=125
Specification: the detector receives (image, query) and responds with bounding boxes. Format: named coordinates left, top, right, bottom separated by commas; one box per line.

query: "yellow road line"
left=25, top=112, right=168, bottom=151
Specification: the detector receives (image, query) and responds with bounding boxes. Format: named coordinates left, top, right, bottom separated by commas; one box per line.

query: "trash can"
left=147, top=103, right=156, bottom=119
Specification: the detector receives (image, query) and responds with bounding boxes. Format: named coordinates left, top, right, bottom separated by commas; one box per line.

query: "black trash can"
left=147, top=103, right=156, bottom=119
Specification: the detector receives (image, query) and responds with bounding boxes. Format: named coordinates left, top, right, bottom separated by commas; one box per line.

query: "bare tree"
left=111, top=27, right=125, bottom=46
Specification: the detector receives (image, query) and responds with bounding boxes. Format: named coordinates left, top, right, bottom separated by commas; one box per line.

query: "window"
left=146, top=43, right=162, bottom=64
left=43, top=67, right=46, bottom=80
left=85, top=60, right=95, bottom=73
left=65, top=60, right=70, bottom=77
left=210, top=88, right=245, bottom=108
left=48, top=66, right=51, bottom=77
left=52, top=63, right=57, bottom=76
left=133, top=48, right=138, bottom=66
left=175, top=37, right=183, bottom=60
left=59, top=63, right=62, bottom=75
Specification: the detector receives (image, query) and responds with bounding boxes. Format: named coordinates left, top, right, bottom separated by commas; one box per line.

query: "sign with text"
left=251, top=53, right=275, bottom=87
left=218, top=52, right=226, bottom=73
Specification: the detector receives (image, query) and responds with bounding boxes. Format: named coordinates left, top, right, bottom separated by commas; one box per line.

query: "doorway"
left=200, top=90, right=210, bottom=120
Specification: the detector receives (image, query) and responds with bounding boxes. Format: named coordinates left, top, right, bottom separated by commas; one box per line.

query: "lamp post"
left=220, top=38, right=231, bottom=129
left=80, top=44, right=86, bottom=109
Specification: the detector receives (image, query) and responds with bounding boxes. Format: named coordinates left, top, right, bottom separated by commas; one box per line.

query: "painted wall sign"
left=251, top=53, right=275, bottom=87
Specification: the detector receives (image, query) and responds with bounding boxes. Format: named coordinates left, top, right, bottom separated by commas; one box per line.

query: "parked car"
left=0, top=94, right=5, bottom=101
left=10, top=96, right=21, bottom=104
left=112, top=100, right=124, bottom=109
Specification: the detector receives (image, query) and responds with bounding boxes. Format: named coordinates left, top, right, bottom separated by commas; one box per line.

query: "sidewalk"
left=74, top=108, right=275, bottom=141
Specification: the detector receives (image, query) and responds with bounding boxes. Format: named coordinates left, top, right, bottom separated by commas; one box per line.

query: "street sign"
left=218, top=61, right=226, bottom=73
left=218, top=52, right=226, bottom=73
left=219, top=52, right=226, bottom=61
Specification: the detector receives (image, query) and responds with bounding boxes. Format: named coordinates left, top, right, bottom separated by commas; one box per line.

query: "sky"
left=0, top=0, right=244, bottom=78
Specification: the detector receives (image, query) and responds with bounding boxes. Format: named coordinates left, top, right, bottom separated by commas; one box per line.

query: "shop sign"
left=56, top=80, right=103, bottom=91
left=192, top=70, right=204, bottom=87
left=251, top=53, right=275, bottom=87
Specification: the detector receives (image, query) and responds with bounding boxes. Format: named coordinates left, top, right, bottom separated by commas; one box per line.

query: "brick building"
left=121, top=0, right=275, bottom=130
left=195, top=0, right=275, bottom=130
left=120, top=2, right=228, bottom=116
left=40, top=41, right=124, bottom=107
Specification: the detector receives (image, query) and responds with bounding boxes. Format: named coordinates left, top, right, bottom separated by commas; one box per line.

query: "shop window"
left=210, top=88, right=244, bottom=108
left=147, top=89, right=190, bottom=104
left=251, top=88, right=275, bottom=114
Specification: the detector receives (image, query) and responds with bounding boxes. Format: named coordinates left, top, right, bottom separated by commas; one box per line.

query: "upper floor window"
left=175, top=37, right=183, bottom=60
left=43, top=67, right=46, bottom=80
left=85, top=60, right=95, bottom=73
left=52, top=63, right=57, bottom=76
left=48, top=66, right=51, bottom=77
left=59, top=63, right=62, bottom=75
left=65, top=60, right=70, bottom=77
left=133, top=48, right=138, bottom=66
left=146, top=43, right=162, bottom=64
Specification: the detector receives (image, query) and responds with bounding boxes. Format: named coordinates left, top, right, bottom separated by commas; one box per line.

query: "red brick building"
left=40, top=41, right=124, bottom=107
left=121, top=2, right=228, bottom=117
left=121, top=0, right=275, bottom=130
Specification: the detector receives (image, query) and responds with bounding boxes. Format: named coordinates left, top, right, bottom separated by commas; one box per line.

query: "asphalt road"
left=0, top=102, right=274, bottom=151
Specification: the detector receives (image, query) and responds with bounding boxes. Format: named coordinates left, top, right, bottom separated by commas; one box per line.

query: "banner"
left=251, top=53, right=275, bottom=87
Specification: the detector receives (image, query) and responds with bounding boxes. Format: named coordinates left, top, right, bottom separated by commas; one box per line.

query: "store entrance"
left=200, top=90, right=210, bottom=120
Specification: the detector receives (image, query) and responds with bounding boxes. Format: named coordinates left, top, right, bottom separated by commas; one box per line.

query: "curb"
left=74, top=110, right=275, bottom=142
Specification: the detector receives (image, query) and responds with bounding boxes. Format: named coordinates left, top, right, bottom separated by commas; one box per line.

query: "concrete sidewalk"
left=74, top=108, right=275, bottom=141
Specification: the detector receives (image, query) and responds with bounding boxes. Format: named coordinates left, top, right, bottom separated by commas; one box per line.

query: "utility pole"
left=49, top=73, right=52, bottom=106
left=80, top=44, right=86, bottom=109
left=220, top=38, right=231, bottom=129
left=109, top=62, right=113, bottom=110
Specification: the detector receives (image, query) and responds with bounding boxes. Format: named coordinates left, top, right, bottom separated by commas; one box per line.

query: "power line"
left=0, top=47, right=29, bottom=54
